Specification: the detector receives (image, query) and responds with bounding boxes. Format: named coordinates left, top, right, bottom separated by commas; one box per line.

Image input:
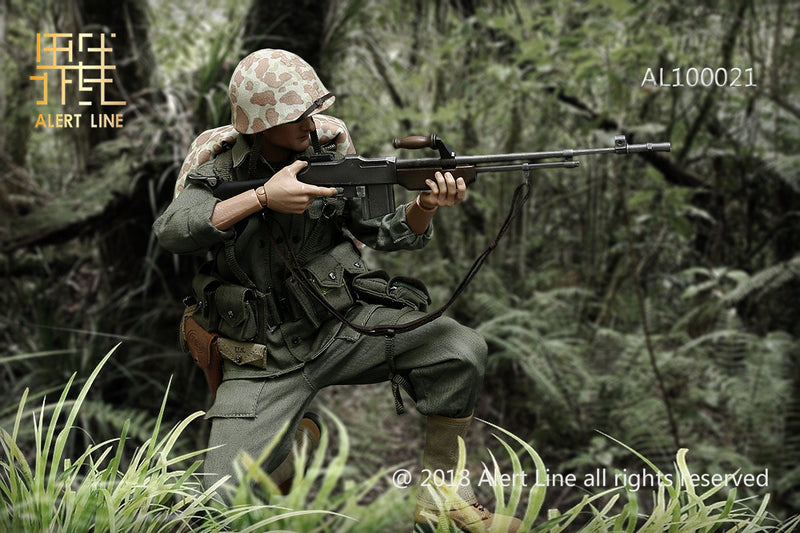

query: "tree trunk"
left=0, top=0, right=44, bottom=224
left=54, top=0, right=154, bottom=149
left=243, top=0, right=330, bottom=78
left=2, top=0, right=155, bottom=268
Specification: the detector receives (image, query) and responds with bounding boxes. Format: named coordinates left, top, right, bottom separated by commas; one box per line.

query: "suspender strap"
left=214, top=143, right=260, bottom=291
left=223, top=239, right=257, bottom=290
left=383, top=308, right=418, bottom=415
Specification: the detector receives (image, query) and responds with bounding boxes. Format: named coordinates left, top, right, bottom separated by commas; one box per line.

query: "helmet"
left=229, top=49, right=334, bottom=134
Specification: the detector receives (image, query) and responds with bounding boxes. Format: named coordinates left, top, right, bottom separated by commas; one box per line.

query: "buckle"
left=295, top=93, right=334, bottom=122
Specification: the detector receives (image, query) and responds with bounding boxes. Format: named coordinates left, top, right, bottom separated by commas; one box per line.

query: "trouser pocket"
left=205, top=378, right=266, bottom=419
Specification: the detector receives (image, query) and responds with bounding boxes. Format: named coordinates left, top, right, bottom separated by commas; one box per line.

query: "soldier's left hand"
left=417, top=171, right=467, bottom=210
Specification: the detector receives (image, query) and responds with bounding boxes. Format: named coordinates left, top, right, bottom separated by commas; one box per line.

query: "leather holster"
left=182, top=313, right=222, bottom=396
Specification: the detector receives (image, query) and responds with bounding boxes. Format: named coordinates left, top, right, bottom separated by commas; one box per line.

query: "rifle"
left=190, top=134, right=671, bottom=219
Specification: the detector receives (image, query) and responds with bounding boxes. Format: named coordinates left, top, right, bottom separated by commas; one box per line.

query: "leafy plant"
left=0, top=345, right=297, bottom=532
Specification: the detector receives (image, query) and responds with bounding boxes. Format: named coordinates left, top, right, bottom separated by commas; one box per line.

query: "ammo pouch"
left=214, top=284, right=259, bottom=341
left=190, top=270, right=259, bottom=341
left=351, top=270, right=431, bottom=312
left=285, top=241, right=369, bottom=327
left=184, top=269, right=267, bottom=383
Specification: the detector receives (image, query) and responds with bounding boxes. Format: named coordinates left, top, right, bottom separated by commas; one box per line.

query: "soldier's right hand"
left=262, top=160, right=339, bottom=214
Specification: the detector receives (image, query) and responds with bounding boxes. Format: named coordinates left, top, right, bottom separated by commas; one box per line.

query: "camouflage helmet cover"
left=229, top=49, right=334, bottom=134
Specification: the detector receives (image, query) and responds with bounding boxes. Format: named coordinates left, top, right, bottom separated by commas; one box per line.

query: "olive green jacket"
left=153, top=139, right=433, bottom=378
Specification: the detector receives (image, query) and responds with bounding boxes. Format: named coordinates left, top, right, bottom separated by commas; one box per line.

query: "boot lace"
left=472, top=502, right=491, bottom=520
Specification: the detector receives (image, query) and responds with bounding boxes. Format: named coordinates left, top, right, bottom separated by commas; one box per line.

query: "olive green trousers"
left=202, top=307, right=487, bottom=488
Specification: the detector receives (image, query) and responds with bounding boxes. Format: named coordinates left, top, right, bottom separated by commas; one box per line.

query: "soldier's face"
left=261, top=117, right=316, bottom=159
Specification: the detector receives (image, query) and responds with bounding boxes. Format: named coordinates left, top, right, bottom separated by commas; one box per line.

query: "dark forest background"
left=1, top=0, right=798, bottom=525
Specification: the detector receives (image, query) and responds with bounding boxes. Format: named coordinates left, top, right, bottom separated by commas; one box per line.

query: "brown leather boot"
left=414, top=415, right=522, bottom=532
left=269, top=413, right=322, bottom=494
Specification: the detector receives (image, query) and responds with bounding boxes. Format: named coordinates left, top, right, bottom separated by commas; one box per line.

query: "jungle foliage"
left=1, top=0, right=798, bottom=529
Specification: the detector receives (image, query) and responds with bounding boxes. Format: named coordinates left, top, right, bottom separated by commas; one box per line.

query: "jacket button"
left=227, top=310, right=234, bottom=318
left=328, top=272, right=337, bottom=280
left=354, top=262, right=361, bottom=268
left=291, top=336, right=301, bottom=345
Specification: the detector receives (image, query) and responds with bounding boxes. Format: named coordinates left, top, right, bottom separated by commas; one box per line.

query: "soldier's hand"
left=262, top=160, right=339, bottom=214
left=417, top=171, right=467, bottom=210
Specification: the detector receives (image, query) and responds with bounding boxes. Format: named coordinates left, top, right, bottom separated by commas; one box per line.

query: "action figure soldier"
left=153, top=48, right=522, bottom=533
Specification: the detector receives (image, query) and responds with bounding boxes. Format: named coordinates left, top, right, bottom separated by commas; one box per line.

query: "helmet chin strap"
left=247, top=94, right=332, bottom=178
left=248, top=132, right=263, bottom=179
left=310, top=125, right=322, bottom=154
left=246, top=127, right=320, bottom=181
left=295, top=93, right=334, bottom=123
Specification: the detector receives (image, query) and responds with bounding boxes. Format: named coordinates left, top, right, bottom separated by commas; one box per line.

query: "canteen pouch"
left=351, top=270, right=431, bottom=312
left=286, top=241, right=368, bottom=327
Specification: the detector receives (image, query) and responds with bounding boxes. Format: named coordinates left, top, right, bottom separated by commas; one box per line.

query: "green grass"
left=1, top=345, right=797, bottom=532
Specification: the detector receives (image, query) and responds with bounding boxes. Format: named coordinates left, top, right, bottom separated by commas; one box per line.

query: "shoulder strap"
left=210, top=147, right=258, bottom=289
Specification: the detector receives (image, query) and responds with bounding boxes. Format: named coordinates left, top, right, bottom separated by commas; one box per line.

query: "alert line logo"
left=30, top=32, right=126, bottom=129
